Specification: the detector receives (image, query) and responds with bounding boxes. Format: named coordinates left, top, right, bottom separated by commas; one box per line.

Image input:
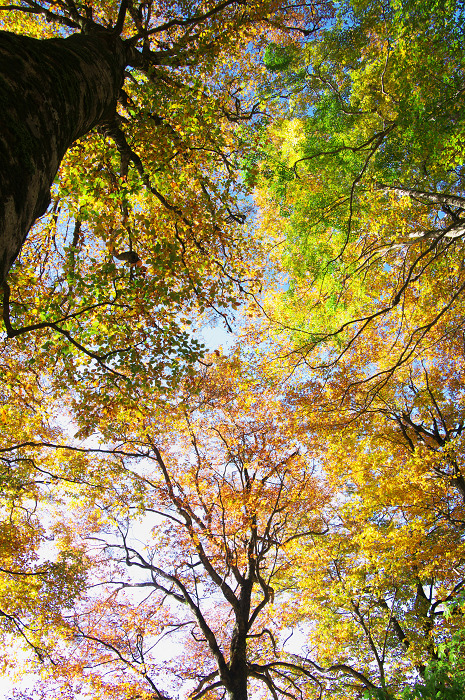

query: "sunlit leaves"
left=19, top=348, right=331, bottom=699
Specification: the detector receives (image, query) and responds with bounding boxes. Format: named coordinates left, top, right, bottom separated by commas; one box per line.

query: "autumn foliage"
left=2, top=0, right=465, bottom=699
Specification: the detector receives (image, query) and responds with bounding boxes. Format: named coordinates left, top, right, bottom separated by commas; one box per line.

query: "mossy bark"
left=0, top=30, right=127, bottom=283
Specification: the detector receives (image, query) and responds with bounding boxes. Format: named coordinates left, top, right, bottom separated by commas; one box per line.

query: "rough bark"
left=0, top=30, right=128, bottom=283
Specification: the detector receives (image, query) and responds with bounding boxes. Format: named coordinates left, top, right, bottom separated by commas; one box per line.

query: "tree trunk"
left=226, top=616, right=250, bottom=700
left=0, top=30, right=127, bottom=284
left=226, top=665, right=248, bottom=700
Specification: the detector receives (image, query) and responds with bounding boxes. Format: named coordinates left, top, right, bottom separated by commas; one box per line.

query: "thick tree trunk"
left=0, top=30, right=127, bottom=284
left=226, top=610, right=250, bottom=700
left=226, top=669, right=248, bottom=700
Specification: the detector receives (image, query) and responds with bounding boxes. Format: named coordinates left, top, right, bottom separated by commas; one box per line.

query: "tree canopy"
left=254, top=0, right=465, bottom=401
left=2, top=0, right=465, bottom=698
left=0, top=0, right=329, bottom=411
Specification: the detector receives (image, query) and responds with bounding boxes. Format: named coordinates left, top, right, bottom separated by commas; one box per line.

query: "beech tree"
left=0, top=27, right=126, bottom=284
left=11, top=342, right=465, bottom=699
left=0, top=0, right=309, bottom=282
left=15, top=351, right=335, bottom=700
left=0, top=0, right=330, bottom=405
left=0, top=0, right=332, bottom=681
left=5, top=2, right=465, bottom=698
